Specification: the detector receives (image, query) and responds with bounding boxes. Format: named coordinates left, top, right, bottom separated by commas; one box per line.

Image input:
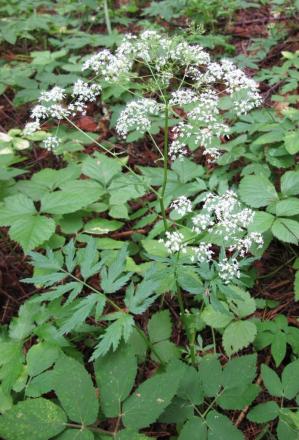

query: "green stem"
left=103, top=0, right=112, bottom=34
left=159, top=102, right=169, bottom=232
left=65, top=423, right=113, bottom=436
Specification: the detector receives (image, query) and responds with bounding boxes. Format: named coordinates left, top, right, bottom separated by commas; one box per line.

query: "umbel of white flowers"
left=25, top=30, right=261, bottom=160
left=161, top=191, right=264, bottom=284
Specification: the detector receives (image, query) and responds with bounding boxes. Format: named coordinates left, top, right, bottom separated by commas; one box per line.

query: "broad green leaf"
left=122, top=360, right=184, bottom=430
left=198, top=355, right=222, bottom=397
left=277, top=415, right=299, bottom=440
left=172, top=158, right=205, bottom=183
left=222, top=354, right=257, bottom=389
left=53, top=355, right=99, bottom=424
left=41, top=181, right=103, bottom=214
left=272, top=218, right=299, bottom=244
left=227, top=287, right=256, bottom=318
left=284, top=130, right=299, bottom=154
left=82, top=154, right=122, bottom=186
left=206, top=410, right=244, bottom=440
left=141, top=239, right=168, bottom=257
left=281, top=359, right=299, bottom=400
left=57, top=429, right=94, bottom=440
left=177, top=364, right=204, bottom=405
left=239, top=175, right=278, bottom=208
left=0, top=194, right=35, bottom=226
left=281, top=171, right=299, bottom=196
left=27, top=342, right=60, bottom=377
left=95, top=345, right=137, bottom=417
left=84, top=218, right=123, bottom=235
left=218, top=384, right=260, bottom=410
left=248, top=211, right=274, bottom=233
left=276, top=198, right=299, bottom=217
left=223, top=321, right=257, bottom=356
left=25, top=371, right=56, bottom=398
left=201, top=304, right=233, bottom=329
left=159, top=397, right=193, bottom=424
left=178, top=417, right=207, bottom=439
left=0, top=398, right=66, bottom=440
left=151, top=340, right=180, bottom=363
left=247, top=401, right=279, bottom=423
left=9, top=215, right=56, bottom=252
left=148, top=310, right=172, bottom=343
left=271, top=331, right=287, bottom=366
left=261, top=364, right=283, bottom=397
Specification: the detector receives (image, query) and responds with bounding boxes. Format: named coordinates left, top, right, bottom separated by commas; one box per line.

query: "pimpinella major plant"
left=1, top=30, right=298, bottom=440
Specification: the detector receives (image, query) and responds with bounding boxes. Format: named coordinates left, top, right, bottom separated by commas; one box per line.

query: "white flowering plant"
left=2, top=6, right=299, bottom=440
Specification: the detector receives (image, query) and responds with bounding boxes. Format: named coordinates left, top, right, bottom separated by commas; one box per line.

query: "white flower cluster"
left=170, top=196, right=192, bottom=216
left=23, top=121, right=41, bottom=136
left=116, top=98, right=161, bottom=138
left=69, top=79, right=101, bottom=115
left=169, top=89, right=199, bottom=106
left=27, top=79, right=102, bottom=134
left=43, top=136, right=60, bottom=151
left=191, top=242, right=214, bottom=263
left=160, top=231, right=187, bottom=254
left=163, top=191, right=263, bottom=284
left=82, top=48, right=133, bottom=82
left=218, top=257, right=240, bottom=284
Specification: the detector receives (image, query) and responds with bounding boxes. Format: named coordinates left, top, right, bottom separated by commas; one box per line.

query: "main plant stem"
left=103, top=0, right=112, bottom=34
left=159, top=102, right=169, bottom=232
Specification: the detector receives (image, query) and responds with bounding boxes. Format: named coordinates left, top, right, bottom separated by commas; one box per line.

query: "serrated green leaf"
left=27, top=342, right=60, bottom=377
left=0, top=194, right=36, bottom=226
left=206, top=410, right=244, bottom=440
left=271, top=331, right=287, bottom=367
left=178, top=416, right=207, bottom=439
left=239, top=175, right=278, bottom=208
left=148, top=310, right=172, bottom=343
left=0, top=398, right=66, bottom=440
left=122, top=360, right=184, bottom=430
left=201, top=304, right=233, bottom=329
left=91, top=314, right=134, bottom=359
left=272, top=218, right=299, bottom=244
left=9, top=215, right=56, bottom=252
left=222, top=354, right=257, bottom=389
left=223, top=321, right=257, bottom=356
left=261, top=364, right=283, bottom=397
left=284, top=130, right=299, bottom=154
left=248, top=211, right=274, bottom=233
left=281, top=171, right=299, bottom=196
left=41, top=181, right=103, bottom=214
left=218, top=384, right=260, bottom=410
left=53, top=355, right=99, bottom=424
left=276, top=198, right=299, bottom=217
left=281, top=359, right=299, bottom=400
left=247, top=401, right=279, bottom=423
left=198, top=355, right=222, bottom=397
left=95, top=345, right=137, bottom=417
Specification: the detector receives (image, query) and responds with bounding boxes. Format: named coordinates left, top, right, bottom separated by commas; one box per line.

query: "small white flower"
left=192, top=213, right=214, bottom=233
left=39, top=86, right=65, bottom=103
left=229, top=232, right=264, bottom=257
left=191, top=242, right=214, bottom=263
left=170, top=89, right=198, bottom=106
left=170, top=196, right=192, bottom=216
left=218, top=257, right=240, bottom=284
left=43, top=136, right=60, bottom=151
left=160, top=231, right=187, bottom=254
left=116, top=99, right=161, bottom=138
left=23, top=121, right=40, bottom=135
